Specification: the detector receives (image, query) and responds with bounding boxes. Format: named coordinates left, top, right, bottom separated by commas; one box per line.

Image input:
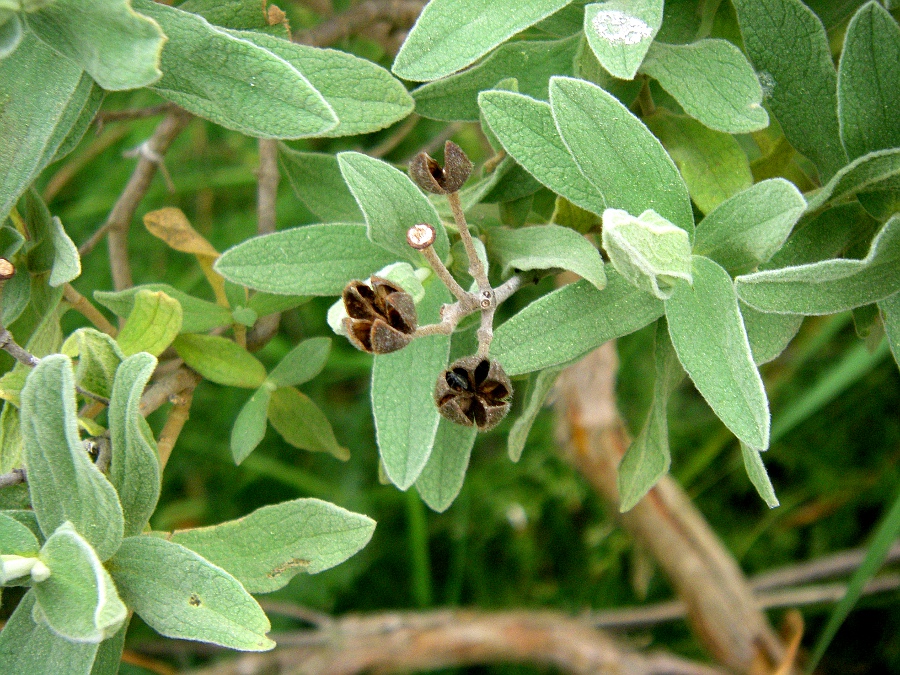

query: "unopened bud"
left=407, top=223, right=436, bottom=250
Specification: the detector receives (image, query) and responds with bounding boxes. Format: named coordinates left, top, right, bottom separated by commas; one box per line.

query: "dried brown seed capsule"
left=342, top=276, right=417, bottom=354
left=434, top=355, right=512, bottom=431
left=408, top=140, right=473, bottom=195
left=407, top=223, right=436, bottom=250
left=0, top=258, right=14, bottom=281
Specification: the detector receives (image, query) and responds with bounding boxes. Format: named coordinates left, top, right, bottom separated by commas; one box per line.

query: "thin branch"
left=446, top=191, right=490, bottom=292
left=95, top=103, right=176, bottom=130
left=0, top=326, right=39, bottom=367
left=80, top=109, right=193, bottom=293
left=63, top=284, right=118, bottom=336
left=368, top=114, right=420, bottom=158
left=139, top=367, right=200, bottom=418
left=43, top=126, right=131, bottom=202
left=156, top=373, right=201, bottom=471
left=293, top=0, right=425, bottom=46
left=0, top=468, right=26, bottom=489
left=258, top=601, right=335, bottom=628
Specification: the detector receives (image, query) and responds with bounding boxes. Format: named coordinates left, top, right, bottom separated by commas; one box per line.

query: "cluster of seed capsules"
left=340, top=143, right=512, bottom=432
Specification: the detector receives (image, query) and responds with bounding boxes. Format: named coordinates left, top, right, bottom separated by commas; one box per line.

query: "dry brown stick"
left=63, top=284, right=118, bottom=336
left=95, top=103, right=176, bottom=129
left=139, top=367, right=200, bottom=418
left=190, top=609, right=727, bottom=675
left=79, top=109, right=192, bottom=282
left=156, top=373, right=201, bottom=471
left=555, top=343, right=789, bottom=674
left=292, top=0, right=425, bottom=46
left=247, top=139, right=282, bottom=350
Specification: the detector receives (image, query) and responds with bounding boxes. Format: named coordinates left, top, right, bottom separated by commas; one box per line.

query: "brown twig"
left=0, top=468, right=26, bottom=489
left=43, top=126, right=131, bottom=202
left=139, top=367, right=200, bottom=418
left=156, top=373, right=201, bottom=471
left=63, top=284, right=118, bottom=336
left=95, top=103, right=176, bottom=130
left=555, top=344, right=790, bottom=674
left=292, top=0, right=425, bottom=46
left=189, top=609, right=727, bottom=675
left=79, top=109, right=193, bottom=292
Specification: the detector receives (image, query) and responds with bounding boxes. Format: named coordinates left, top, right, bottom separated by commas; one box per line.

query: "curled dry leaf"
left=342, top=276, right=417, bottom=354
left=435, top=355, right=512, bottom=431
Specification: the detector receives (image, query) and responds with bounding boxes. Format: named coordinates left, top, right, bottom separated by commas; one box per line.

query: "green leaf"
left=61, top=328, right=124, bottom=400
left=837, top=2, right=900, bottom=160
left=645, top=112, right=753, bottom=215
left=89, top=620, right=129, bottom=675
left=46, top=216, right=80, bottom=287
left=108, top=353, right=160, bottom=538
left=508, top=367, right=562, bottom=462
left=371, top=279, right=451, bottom=489
left=0, top=31, right=90, bottom=218
left=735, top=214, right=900, bottom=315
left=742, top=305, right=804, bottom=366
left=488, top=224, right=606, bottom=288
left=740, top=442, right=779, bottom=508
left=267, top=337, right=331, bottom=388
left=732, top=0, right=847, bottom=180
left=665, top=256, right=770, bottom=450
left=881, top=292, right=900, bottom=369
left=0, top=591, right=99, bottom=674
left=116, top=289, right=183, bottom=357
left=640, top=39, right=768, bottom=133
left=230, top=386, right=270, bottom=465
left=338, top=152, right=450, bottom=262
left=25, top=0, right=165, bottom=90
left=94, top=284, right=232, bottom=334
left=177, top=0, right=288, bottom=32
left=215, top=223, right=398, bottom=296
left=267, top=386, right=348, bottom=461
left=806, top=483, right=900, bottom=672
left=0, top=512, right=40, bottom=555
left=478, top=90, right=606, bottom=216
left=492, top=268, right=664, bottom=375
left=170, top=498, right=376, bottom=593
left=694, top=178, right=807, bottom=275
left=550, top=76, right=694, bottom=238
left=231, top=31, right=414, bottom=137
left=247, top=292, right=310, bottom=316
left=33, top=522, right=126, bottom=643
left=618, top=320, right=682, bottom=511
left=804, top=147, right=900, bottom=213
left=392, top=0, right=572, bottom=82
left=415, top=419, right=477, bottom=513
left=278, top=147, right=363, bottom=222
left=0, top=13, right=22, bottom=58
left=173, top=334, right=267, bottom=388
left=109, top=536, right=274, bottom=651
left=414, top=35, right=580, bottom=121
left=20, top=355, right=124, bottom=561
left=583, top=0, right=662, bottom=80
left=134, top=0, right=337, bottom=139
left=602, top=208, right=692, bottom=299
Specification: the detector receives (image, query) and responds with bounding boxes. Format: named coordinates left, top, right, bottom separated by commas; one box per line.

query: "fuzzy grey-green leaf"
left=278, top=147, right=363, bottom=222
left=339, top=152, right=450, bottom=262
left=61, top=328, right=124, bottom=400
left=805, top=147, right=900, bottom=213
left=741, top=443, right=779, bottom=508
left=267, top=337, right=331, bottom=388
left=735, top=214, right=900, bottom=315
left=640, top=39, right=768, bottom=133
left=392, top=0, right=572, bottom=82
left=109, top=536, right=274, bottom=651
left=20, top=355, right=124, bottom=560
left=95, top=284, right=231, bottom=334
left=488, top=225, right=606, bottom=288
left=170, top=498, right=375, bottom=593
left=492, top=267, right=664, bottom=375
left=694, top=178, right=806, bottom=275
left=508, top=367, right=562, bottom=462
left=25, top=0, right=165, bottom=91
left=34, top=523, right=126, bottom=643
left=550, top=76, right=694, bottom=238
left=230, top=386, right=270, bottom=465
left=268, top=387, right=348, bottom=461
left=583, top=0, right=662, bottom=80
left=478, top=91, right=606, bottom=216
left=415, top=420, right=477, bottom=512
left=108, top=353, right=161, bottom=538
left=134, top=0, right=337, bottom=139
left=665, top=256, right=770, bottom=450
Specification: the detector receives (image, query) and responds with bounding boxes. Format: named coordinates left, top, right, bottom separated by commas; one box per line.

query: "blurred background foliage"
left=2, top=2, right=898, bottom=672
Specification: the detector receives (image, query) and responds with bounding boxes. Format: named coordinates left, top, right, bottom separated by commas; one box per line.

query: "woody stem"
left=446, top=191, right=490, bottom=293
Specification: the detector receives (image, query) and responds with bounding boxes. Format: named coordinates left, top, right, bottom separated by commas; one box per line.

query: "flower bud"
left=434, top=356, right=512, bottom=431
left=408, top=141, right=473, bottom=195
left=342, top=277, right=417, bottom=354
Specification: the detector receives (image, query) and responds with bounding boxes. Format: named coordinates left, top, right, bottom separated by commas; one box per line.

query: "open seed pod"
left=342, top=277, right=417, bottom=354
left=434, top=355, right=512, bottom=431
left=408, top=140, right=473, bottom=195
